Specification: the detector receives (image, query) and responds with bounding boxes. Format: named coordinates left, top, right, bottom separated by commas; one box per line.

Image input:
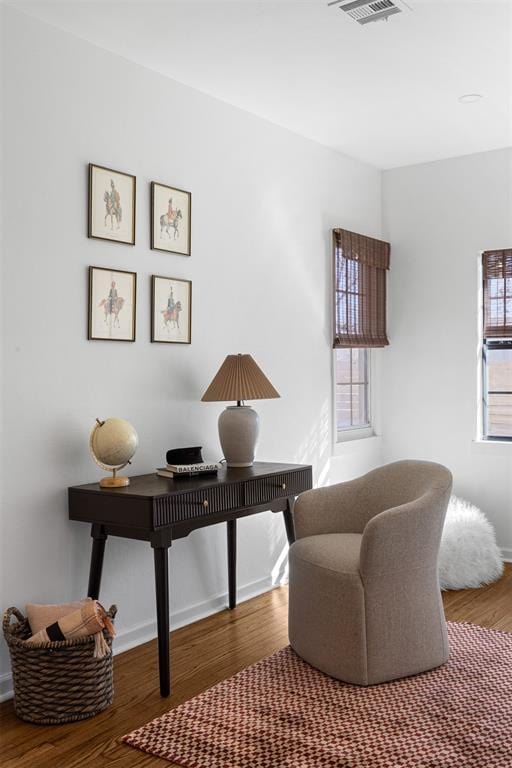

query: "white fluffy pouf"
left=438, top=495, right=504, bottom=590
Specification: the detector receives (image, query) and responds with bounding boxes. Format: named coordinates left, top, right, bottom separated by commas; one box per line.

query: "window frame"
left=479, top=250, right=512, bottom=442
left=333, top=347, right=374, bottom=443
left=482, top=338, right=512, bottom=442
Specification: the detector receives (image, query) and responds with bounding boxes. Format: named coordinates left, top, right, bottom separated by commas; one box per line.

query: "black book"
left=166, top=446, right=203, bottom=466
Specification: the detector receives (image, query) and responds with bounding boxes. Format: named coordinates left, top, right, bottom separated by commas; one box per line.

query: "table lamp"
left=201, top=353, right=280, bottom=467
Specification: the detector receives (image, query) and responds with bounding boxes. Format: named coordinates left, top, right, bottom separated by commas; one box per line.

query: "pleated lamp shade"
left=201, top=354, right=280, bottom=402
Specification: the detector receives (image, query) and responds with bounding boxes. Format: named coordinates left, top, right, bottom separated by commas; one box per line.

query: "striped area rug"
left=123, top=622, right=512, bottom=767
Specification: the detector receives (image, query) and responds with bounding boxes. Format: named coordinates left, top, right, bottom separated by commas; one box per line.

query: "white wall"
left=382, top=148, right=512, bottom=556
left=0, top=7, right=383, bottom=697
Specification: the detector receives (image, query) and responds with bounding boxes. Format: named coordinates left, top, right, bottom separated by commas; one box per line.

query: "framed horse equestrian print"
left=151, top=275, right=192, bottom=344
left=88, top=266, right=137, bottom=342
left=151, top=181, right=191, bottom=256
left=88, top=164, right=136, bottom=245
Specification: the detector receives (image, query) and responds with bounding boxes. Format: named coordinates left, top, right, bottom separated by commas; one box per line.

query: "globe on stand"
left=89, top=417, right=138, bottom=488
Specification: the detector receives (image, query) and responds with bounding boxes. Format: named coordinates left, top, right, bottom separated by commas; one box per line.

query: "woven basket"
left=3, top=604, right=117, bottom=725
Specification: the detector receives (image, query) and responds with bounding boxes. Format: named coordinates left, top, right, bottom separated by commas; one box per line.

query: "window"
left=335, top=348, right=370, bottom=432
left=332, top=228, right=390, bottom=440
left=333, top=228, right=390, bottom=349
left=483, top=342, right=512, bottom=438
left=482, top=249, right=512, bottom=440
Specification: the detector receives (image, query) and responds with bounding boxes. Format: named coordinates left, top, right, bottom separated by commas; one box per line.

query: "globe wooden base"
left=100, top=476, right=130, bottom=488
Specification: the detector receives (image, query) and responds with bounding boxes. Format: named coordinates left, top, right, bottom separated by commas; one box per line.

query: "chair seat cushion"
left=291, top=533, right=362, bottom=575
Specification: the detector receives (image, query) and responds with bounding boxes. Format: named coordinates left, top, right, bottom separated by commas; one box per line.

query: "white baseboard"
left=0, top=575, right=274, bottom=703
left=109, top=574, right=274, bottom=657
left=501, top=548, right=512, bottom=563
left=0, top=675, right=13, bottom=703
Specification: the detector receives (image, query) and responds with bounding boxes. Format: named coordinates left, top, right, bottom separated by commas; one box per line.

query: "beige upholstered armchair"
left=288, top=460, right=452, bottom=686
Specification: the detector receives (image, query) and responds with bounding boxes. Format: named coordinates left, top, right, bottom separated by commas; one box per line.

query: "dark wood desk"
left=68, top=462, right=312, bottom=696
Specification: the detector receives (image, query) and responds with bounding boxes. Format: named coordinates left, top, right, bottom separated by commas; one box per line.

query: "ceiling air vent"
left=328, top=0, right=411, bottom=25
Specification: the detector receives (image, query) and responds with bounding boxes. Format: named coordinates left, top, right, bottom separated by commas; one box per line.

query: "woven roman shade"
left=483, top=249, right=512, bottom=340
left=333, top=228, right=390, bottom=348
left=201, top=354, right=280, bottom=402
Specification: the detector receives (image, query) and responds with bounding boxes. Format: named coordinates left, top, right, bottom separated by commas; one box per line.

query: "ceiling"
left=9, top=0, right=512, bottom=168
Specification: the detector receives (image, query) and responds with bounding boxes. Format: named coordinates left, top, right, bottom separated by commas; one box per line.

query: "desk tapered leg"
left=227, top=519, right=237, bottom=609
left=153, top=546, right=170, bottom=697
left=87, top=525, right=107, bottom=599
left=283, top=497, right=296, bottom=545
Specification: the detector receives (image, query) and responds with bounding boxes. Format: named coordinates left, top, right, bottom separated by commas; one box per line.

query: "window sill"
left=336, top=426, right=373, bottom=442
left=472, top=438, right=512, bottom=455
left=332, top=434, right=380, bottom=457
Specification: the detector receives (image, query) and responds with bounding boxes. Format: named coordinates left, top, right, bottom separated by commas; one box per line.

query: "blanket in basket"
left=26, top=599, right=115, bottom=658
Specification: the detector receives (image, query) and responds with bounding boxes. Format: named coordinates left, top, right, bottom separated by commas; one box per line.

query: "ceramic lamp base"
left=218, top=405, right=259, bottom=468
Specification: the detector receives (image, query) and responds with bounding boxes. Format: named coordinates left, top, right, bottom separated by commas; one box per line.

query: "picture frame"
left=88, top=266, right=137, bottom=342
left=151, top=181, right=191, bottom=256
left=151, top=275, right=192, bottom=344
left=88, top=163, right=136, bottom=245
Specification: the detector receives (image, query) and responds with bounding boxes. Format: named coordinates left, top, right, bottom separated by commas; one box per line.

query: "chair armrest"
left=293, top=477, right=378, bottom=539
left=359, top=488, right=450, bottom=580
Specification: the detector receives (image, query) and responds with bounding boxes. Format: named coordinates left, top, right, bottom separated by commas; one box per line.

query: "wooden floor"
left=1, top=565, right=511, bottom=768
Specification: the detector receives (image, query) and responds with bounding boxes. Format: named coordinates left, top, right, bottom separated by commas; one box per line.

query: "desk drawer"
left=244, top=468, right=312, bottom=506
left=153, top=483, right=243, bottom=527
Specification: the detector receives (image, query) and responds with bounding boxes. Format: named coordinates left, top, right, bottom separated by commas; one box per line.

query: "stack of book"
left=157, top=462, right=221, bottom=479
